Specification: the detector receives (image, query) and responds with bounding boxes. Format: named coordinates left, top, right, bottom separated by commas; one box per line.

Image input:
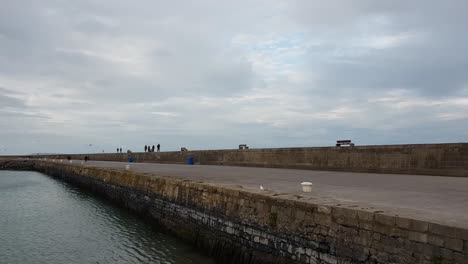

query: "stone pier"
left=21, top=143, right=468, bottom=177
left=1, top=159, right=467, bottom=264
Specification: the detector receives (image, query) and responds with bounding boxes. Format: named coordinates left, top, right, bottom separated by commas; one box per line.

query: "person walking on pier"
left=144, top=145, right=147, bottom=152
left=157, top=144, right=160, bottom=152
left=152, top=145, right=155, bottom=152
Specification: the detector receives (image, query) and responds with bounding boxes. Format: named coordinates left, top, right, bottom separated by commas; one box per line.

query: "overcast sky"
left=1, top=1, right=468, bottom=154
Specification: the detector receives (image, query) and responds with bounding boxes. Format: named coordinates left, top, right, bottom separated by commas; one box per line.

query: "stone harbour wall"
left=16, top=161, right=467, bottom=264
left=27, top=143, right=468, bottom=177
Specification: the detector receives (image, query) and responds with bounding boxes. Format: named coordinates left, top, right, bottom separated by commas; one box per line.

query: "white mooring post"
left=301, top=182, right=313, bottom=192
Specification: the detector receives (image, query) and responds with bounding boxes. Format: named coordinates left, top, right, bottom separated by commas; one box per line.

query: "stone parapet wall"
left=24, top=161, right=468, bottom=263
left=26, top=143, right=468, bottom=177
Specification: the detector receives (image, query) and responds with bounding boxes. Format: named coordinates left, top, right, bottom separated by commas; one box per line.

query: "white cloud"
left=366, top=32, right=418, bottom=49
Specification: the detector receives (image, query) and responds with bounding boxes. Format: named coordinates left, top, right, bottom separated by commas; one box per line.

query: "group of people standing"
left=114, top=145, right=160, bottom=153
left=145, top=144, right=160, bottom=152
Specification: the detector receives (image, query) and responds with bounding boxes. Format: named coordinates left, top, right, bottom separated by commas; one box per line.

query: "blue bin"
left=187, top=157, right=194, bottom=165
left=127, top=157, right=133, bottom=163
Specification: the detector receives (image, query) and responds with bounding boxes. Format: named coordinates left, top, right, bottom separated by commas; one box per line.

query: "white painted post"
left=301, top=182, right=313, bottom=192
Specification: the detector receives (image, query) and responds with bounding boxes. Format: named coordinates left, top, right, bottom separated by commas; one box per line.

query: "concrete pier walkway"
left=68, top=160, right=468, bottom=229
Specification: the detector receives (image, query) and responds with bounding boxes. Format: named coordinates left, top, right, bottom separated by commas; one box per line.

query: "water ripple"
left=0, top=170, right=215, bottom=264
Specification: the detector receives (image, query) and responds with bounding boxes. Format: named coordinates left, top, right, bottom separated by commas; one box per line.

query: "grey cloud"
left=292, top=0, right=468, bottom=97
left=0, top=0, right=467, bottom=154
left=0, top=87, right=25, bottom=107
left=1, top=1, right=260, bottom=103
left=0, top=95, right=23, bottom=108
left=0, top=110, right=49, bottom=120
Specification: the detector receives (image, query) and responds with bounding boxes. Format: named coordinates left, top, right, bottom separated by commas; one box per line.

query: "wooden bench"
left=239, top=144, right=249, bottom=150
left=336, top=140, right=355, bottom=147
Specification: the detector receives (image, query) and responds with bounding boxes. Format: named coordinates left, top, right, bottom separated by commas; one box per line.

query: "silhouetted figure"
left=117, top=148, right=119, bottom=153
left=67, top=156, right=71, bottom=161
left=148, top=144, right=152, bottom=152
left=157, top=144, right=160, bottom=152
left=120, top=148, right=122, bottom=153
left=152, top=145, right=155, bottom=152
left=84, top=156, right=89, bottom=162
left=144, top=145, right=147, bottom=152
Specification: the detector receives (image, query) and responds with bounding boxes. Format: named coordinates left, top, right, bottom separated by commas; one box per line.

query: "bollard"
left=125, top=165, right=130, bottom=170
left=301, top=182, right=313, bottom=193
left=187, top=157, right=194, bottom=165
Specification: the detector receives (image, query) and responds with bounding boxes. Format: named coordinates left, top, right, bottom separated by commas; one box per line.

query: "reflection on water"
left=0, top=170, right=214, bottom=264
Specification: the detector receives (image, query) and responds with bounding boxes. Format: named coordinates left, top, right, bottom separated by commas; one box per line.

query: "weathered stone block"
left=357, top=210, right=374, bottom=221
left=319, top=253, right=338, bottom=264
left=428, top=235, right=445, bottom=247
left=396, top=217, right=411, bottom=229
left=375, top=214, right=396, bottom=226
left=451, top=252, right=466, bottom=264
left=408, top=231, right=428, bottom=243
left=455, top=228, right=468, bottom=240
left=408, top=220, right=429, bottom=233
left=335, top=216, right=359, bottom=228
left=309, top=256, right=319, bottom=264
left=332, top=207, right=357, bottom=219
left=239, top=198, right=245, bottom=206
left=280, top=205, right=293, bottom=217
left=354, top=230, right=372, bottom=246
left=260, top=237, right=269, bottom=245
left=411, top=241, right=438, bottom=256
left=255, top=202, right=264, bottom=214
left=338, top=225, right=359, bottom=237
left=314, top=213, right=332, bottom=227
left=295, top=247, right=305, bottom=255
left=429, top=223, right=457, bottom=238
left=359, top=220, right=373, bottom=231
left=440, top=247, right=456, bottom=260
left=373, top=223, right=406, bottom=238
left=317, top=205, right=331, bottom=215
left=295, top=210, right=306, bottom=221
left=462, top=254, right=468, bottom=264
left=373, top=232, right=381, bottom=241
left=319, top=226, right=329, bottom=236
left=299, top=254, right=309, bottom=263
left=444, top=238, right=463, bottom=252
